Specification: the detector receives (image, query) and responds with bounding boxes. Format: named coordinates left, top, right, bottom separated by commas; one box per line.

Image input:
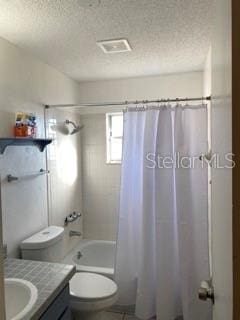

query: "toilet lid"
left=70, top=273, right=118, bottom=300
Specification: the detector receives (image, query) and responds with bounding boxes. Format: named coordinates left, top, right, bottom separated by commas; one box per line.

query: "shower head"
left=70, top=125, right=84, bottom=135
left=65, top=120, right=84, bottom=135
left=51, top=119, right=83, bottom=135
left=50, top=123, right=69, bottom=135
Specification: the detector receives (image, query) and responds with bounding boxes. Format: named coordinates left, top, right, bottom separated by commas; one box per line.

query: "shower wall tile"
left=81, top=114, right=121, bottom=241
left=0, top=143, right=48, bottom=258
left=46, top=109, right=83, bottom=258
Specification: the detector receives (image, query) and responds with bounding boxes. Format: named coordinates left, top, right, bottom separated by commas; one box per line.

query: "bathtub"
left=63, top=239, right=116, bottom=278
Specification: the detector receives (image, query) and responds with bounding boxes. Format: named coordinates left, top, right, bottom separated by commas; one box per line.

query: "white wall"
left=79, top=72, right=203, bottom=241
left=203, top=47, right=213, bottom=279
left=210, top=0, right=233, bottom=319
left=0, top=37, right=80, bottom=257
left=203, top=47, right=212, bottom=97
left=77, top=72, right=203, bottom=114
left=0, top=183, right=5, bottom=319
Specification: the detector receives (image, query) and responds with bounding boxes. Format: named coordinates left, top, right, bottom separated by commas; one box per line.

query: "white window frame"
left=106, top=112, right=123, bottom=164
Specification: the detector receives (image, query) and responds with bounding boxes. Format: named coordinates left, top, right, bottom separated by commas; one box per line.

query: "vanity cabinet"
left=40, top=285, right=72, bottom=320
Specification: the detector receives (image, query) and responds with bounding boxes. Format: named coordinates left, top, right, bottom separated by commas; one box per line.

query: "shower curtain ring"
left=176, top=97, right=180, bottom=107
left=125, top=100, right=128, bottom=112
left=135, top=100, right=138, bottom=111
left=143, top=100, right=147, bottom=111
left=166, top=98, right=170, bottom=108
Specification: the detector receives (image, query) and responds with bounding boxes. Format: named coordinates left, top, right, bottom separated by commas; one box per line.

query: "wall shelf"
left=0, top=138, right=52, bottom=154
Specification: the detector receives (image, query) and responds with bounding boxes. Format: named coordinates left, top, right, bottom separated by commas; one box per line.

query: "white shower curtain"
left=115, top=104, right=212, bottom=320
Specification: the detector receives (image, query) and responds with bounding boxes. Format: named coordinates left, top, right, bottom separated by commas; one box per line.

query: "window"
left=106, top=113, right=123, bottom=164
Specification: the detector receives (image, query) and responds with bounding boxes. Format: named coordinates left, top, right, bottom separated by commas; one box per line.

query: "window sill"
left=106, top=161, right=122, bottom=165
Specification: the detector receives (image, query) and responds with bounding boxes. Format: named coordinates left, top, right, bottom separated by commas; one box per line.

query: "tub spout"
left=77, top=251, right=82, bottom=259
left=69, top=230, right=82, bottom=237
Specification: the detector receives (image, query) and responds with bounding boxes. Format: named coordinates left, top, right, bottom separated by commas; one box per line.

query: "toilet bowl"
left=20, top=226, right=118, bottom=320
left=70, top=272, right=118, bottom=320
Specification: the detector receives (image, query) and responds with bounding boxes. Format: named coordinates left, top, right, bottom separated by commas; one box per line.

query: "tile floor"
left=103, top=312, right=182, bottom=320
left=103, top=311, right=155, bottom=319
left=104, top=312, right=123, bottom=319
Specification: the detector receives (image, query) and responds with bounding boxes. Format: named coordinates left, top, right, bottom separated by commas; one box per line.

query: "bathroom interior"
left=0, top=0, right=233, bottom=320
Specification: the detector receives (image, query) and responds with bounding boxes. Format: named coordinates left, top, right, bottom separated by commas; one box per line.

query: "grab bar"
left=7, top=168, right=50, bottom=182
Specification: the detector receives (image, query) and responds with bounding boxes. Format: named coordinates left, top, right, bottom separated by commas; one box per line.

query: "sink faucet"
left=69, top=230, right=82, bottom=237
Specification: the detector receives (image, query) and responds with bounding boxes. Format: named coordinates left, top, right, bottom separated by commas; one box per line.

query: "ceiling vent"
left=97, top=39, right=132, bottom=54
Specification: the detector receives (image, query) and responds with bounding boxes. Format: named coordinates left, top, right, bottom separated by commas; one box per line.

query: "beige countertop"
left=4, top=258, right=76, bottom=320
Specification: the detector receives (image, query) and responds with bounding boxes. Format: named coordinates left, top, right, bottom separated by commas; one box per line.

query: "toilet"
left=20, top=226, right=118, bottom=320
left=70, top=272, right=118, bottom=320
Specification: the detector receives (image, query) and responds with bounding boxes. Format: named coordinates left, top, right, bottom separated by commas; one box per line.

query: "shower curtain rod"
left=45, top=96, right=211, bottom=109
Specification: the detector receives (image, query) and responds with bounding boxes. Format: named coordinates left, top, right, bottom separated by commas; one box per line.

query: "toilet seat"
left=70, top=272, right=118, bottom=301
left=70, top=272, right=118, bottom=314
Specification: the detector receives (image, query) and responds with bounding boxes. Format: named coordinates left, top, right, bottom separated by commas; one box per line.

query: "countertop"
left=4, top=258, right=76, bottom=320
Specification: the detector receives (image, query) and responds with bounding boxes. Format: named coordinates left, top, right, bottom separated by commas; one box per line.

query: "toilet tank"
left=20, top=226, right=64, bottom=263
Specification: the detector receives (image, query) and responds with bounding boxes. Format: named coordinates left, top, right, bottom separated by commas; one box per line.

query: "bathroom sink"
left=4, top=278, right=38, bottom=320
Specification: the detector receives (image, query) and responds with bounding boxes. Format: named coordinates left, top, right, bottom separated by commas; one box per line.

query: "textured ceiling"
left=0, top=0, right=213, bottom=82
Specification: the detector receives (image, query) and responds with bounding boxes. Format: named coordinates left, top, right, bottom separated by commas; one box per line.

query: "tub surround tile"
left=4, top=258, right=76, bottom=320
left=46, top=109, right=83, bottom=258
left=81, top=114, right=121, bottom=242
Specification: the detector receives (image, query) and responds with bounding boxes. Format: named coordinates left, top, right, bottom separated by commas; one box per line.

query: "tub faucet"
left=69, top=230, right=82, bottom=237
left=77, top=251, right=82, bottom=259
